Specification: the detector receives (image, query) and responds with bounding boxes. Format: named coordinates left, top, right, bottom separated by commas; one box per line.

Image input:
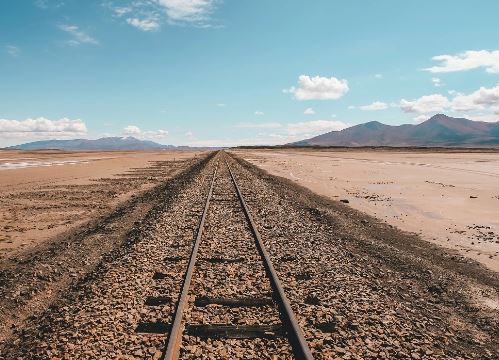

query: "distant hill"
left=291, top=114, right=499, bottom=147
left=6, top=136, right=179, bottom=151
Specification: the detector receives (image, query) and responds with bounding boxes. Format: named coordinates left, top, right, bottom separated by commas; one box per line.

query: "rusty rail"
left=162, top=160, right=219, bottom=360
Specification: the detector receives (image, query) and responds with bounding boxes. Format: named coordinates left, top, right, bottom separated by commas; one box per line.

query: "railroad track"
left=136, top=154, right=313, bottom=359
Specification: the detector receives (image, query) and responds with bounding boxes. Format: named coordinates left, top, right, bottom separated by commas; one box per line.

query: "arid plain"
left=232, top=148, right=499, bottom=272
left=3, top=148, right=498, bottom=270
left=0, top=150, right=203, bottom=259
left=0, top=150, right=498, bottom=359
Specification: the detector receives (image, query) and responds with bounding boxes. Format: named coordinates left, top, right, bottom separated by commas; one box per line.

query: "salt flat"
left=233, top=148, right=499, bottom=271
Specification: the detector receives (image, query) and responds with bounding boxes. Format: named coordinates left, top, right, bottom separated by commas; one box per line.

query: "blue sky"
left=1, top=0, right=499, bottom=146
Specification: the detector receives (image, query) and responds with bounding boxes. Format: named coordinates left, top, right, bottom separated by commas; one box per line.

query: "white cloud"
left=461, top=85, right=499, bottom=106
left=149, top=130, right=169, bottom=138
left=432, top=77, right=443, bottom=87
left=331, top=114, right=337, bottom=118
left=157, top=0, right=219, bottom=25
left=34, top=0, right=49, bottom=8
left=254, top=111, right=264, bottom=116
left=108, top=0, right=220, bottom=30
left=304, top=107, right=315, bottom=115
left=113, top=6, right=132, bottom=17
left=285, top=75, right=349, bottom=100
left=413, top=115, right=429, bottom=123
left=123, top=125, right=169, bottom=139
left=374, top=74, right=383, bottom=79
left=451, top=94, right=477, bottom=112
left=347, top=105, right=355, bottom=110
left=229, top=119, right=349, bottom=145
left=465, top=113, right=499, bottom=123
left=122, top=125, right=141, bottom=136
left=400, top=84, right=499, bottom=118
left=35, top=0, right=63, bottom=9
left=235, top=122, right=282, bottom=129
left=216, top=103, right=226, bottom=107
left=359, top=101, right=388, bottom=111
left=5, top=45, right=20, bottom=57
left=186, top=132, right=303, bottom=147
left=287, top=120, right=349, bottom=135
left=0, top=117, right=87, bottom=140
left=400, top=94, right=450, bottom=114
left=451, top=84, right=499, bottom=112
left=186, top=137, right=271, bottom=147
left=58, top=24, right=98, bottom=46
left=126, top=17, right=160, bottom=31
left=186, top=119, right=351, bottom=147
left=424, top=50, right=499, bottom=74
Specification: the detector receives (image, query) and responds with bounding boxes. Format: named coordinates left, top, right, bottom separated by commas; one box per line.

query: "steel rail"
left=162, top=160, right=219, bottom=360
left=225, top=159, right=314, bottom=360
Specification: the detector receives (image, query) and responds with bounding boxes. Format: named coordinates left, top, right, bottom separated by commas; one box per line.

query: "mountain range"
left=5, top=115, right=499, bottom=150
left=6, top=136, right=181, bottom=151
left=291, top=114, right=499, bottom=147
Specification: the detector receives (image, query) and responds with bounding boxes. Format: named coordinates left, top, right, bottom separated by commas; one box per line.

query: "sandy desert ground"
left=0, top=150, right=203, bottom=259
left=232, top=148, right=499, bottom=272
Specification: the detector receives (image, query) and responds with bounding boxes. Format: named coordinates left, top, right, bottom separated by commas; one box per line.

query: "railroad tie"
left=194, top=295, right=273, bottom=307
left=152, top=271, right=172, bottom=280
left=202, top=256, right=245, bottom=263
left=164, top=256, right=186, bottom=262
left=135, top=322, right=170, bottom=335
left=186, top=324, right=285, bottom=339
left=145, top=296, right=171, bottom=306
